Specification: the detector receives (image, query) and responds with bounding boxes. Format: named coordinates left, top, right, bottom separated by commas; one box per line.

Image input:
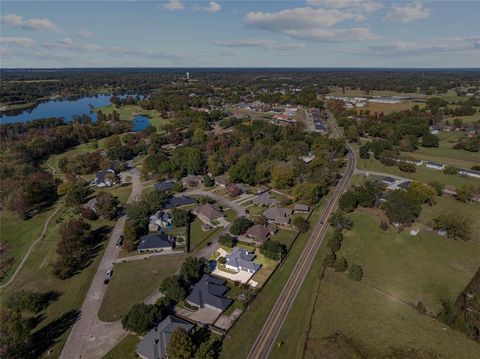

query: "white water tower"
left=186, top=72, right=190, bottom=80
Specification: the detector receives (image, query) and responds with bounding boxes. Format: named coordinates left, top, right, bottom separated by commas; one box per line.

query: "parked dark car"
left=104, top=269, right=113, bottom=284
left=116, top=235, right=124, bottom=246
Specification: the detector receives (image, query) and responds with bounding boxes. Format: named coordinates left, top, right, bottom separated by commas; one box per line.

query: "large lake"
left=0, top=94, right=151, bottom=130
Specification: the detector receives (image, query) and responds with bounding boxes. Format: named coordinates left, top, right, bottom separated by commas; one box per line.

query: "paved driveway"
left=60, top=166, right=142, bottom=359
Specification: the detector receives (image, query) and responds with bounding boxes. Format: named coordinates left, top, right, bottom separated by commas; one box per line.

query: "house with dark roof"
left=263, top=208, right=292, bottom=226
left=398, top=181, right=412, bottom=190
left=224, top=248, right=261, bottom=273
left=193, top=203, right=224, bottom=226
left=252, top=193, right=279, bottom=207
left=185, top=275, right=232, bottom=311
left=136, top=315, right=194, bottom=359
left=181, top=175, right=203, bottom=188
left=92, top=169, right=115, bottom=187
left=381, top=177, right=396, bottom=185
left=214, top=175, right=230, bottom=188
left=458, top=168, right=480, bottom=178
left=245, top=224, right=271, bottom=245
left=137, top=233, right=174, bottom=253
left=154, top=180, right=176, bottom=191
left=163, top=196, right=197, bottom=209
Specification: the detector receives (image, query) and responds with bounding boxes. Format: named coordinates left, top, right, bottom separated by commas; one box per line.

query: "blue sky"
left=1, top=1, right=479, bottom=68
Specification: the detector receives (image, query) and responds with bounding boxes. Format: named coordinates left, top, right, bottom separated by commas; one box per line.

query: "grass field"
left=103, top=334, right=140, bottom=359
left=0, top=205, right=59, bottom=284
left=303, top=271, right=480, bottom=359
left=403, top=131, right=480, bottom=169
left=98, top=254, right=186, bottom=322
left=2, top=209, right=113, bottom=358
left=220, top=196, right=328, bottom=359
left=190, top=218, right=221, bottom=250
left=363, top=101, right=425, bottom=115
left=352, top=143, right=479, bottom=188
left=273, top=209, right=480, bottom=359
left=418, top=195, right=480, bottom=241
left=95, top=104, right=167, bottom=130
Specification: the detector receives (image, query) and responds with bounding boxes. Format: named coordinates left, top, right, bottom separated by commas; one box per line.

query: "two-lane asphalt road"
left=247, top=117, right=356, bottom=359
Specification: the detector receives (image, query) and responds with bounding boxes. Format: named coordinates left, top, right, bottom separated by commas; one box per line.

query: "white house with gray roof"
left=224, top=248, right=261, bottom=273
left=136, top=315, right=194, bottom=359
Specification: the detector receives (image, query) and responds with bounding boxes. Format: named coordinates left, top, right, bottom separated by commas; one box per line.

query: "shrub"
left=348, top=263, right=363, bottom=281
left=218, top=256, right=226, bottom=264
left=334, top=256, right=348, bottom=272
left=218, top=234, right=237, bottom=248
left=230, top=217, right=253, bottom=235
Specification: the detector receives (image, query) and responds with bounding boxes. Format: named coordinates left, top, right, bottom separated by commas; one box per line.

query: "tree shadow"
left=77, top=225, right=112, bottom=272
left=32, top=309, right=80, bottom=356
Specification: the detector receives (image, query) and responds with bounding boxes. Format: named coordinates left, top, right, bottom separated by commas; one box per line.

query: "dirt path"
left=0, top=204, right=62, bottom=289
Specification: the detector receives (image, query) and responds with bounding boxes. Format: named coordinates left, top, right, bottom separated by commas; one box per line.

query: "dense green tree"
left=339, top=190, right=358, bottom=212
left=172, top=208, right=190, bottom=227
left=408, top=182, right=437, bottom=204
left=167, top=328, right=194, bottom=359
left=329, top=210, right=353, bottom=230
left=64, top=183, right=90, bottom=207
left=292, top=182, right=322, bottom=205
left=95, top=191, right=119, bottom=219
left=218, top=234, right=237, bottom=248
left=159, top=275, right=187, bottom=302
left=398, top=161, right=416, bottom=173
left=180, top=257, right=208, bottom=284
left=230, top=217, right=253, bottom=235
left=359, top=144, right=370, bottom=159
left=323, top=250, right=336, bottom=268
left=327, top=230, right=343, bottom=253
left=0, top=309, right=33, bottom=359
left=348, top=263, right=363, bottom=281
left=383, top=190, right=421, bottom=226
left=271, top=164, right=296, bottom=189
left=121, top=303, right=164, bottom=334
left=429, top=181, right=444, bottom=196
left=433, top=214, right=471, bottom=241
left=422, top=133, right=439, bottom=147
left=260, top=240, right=287, bottom=260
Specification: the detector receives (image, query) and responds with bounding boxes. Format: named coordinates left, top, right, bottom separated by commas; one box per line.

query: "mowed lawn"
left=404, top=131, right=480, bottom=169
left=98, top=254, right=186, bottom=322
left=339, top=212, right=479, bottom=312
left=103, top=334, right=140, bottom=359
left=3, top=209, right=113, bottom=358
left=303, top=271, right=480, bottom=359
left=273, top=209, right=480, bottom=359
left=190, top=218, right=221, bottom=251
left=0, top=205, right=59, bottom=284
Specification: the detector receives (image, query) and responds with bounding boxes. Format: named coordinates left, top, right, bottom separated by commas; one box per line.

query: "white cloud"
left=0, top=36, right=36, bottom=48
left=200, top=2, right=221, bottom=13
left=306, top=0, right=383, bottom=13
left=213, top=39, right=305, bottom=50
left=345, top=36, right=480, bottom=56
left=162, top=0, right=184, bottom=11
left=75, top=30, right=96, bottom=38
left=0, top=14, right=61, bottom=32
left=384, top=1, right=431, bottom=23
left=244, top=7, right=378, bottom=42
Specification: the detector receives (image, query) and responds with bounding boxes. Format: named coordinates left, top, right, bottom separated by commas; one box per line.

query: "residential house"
left=92, top=169, right=115, bottom=187
left=224, top=248, right=261, bottom=274
left=381, top=177, right=396, bottom=187
left=136, top=315, right=194, bottom=359
left=83, top=198, right=97, bottom=213
left=294, top=204, right=310, bottom=213
left=398, top=181, right=412, bottom=190
left=252, top=193, right=279, bottom=207
left=181, top=175, right=203, bottom=188
left=426, top=162, right=445, bottom=170
left=154, top=180, right=176, bottom=191
left=215, top=175, right=230, bottom=188
left=185, top=275, right=232, bottom=311
left=149, top=211, right=173, bottom=232
left=163, top=196, right=197, bottom=210
left=245, top=224, right=271, bottom=245
left=263, top=208, right=292, bottom=226
left=137, top=233, right=174, bottom=253
left=193, top=203, right=224, bottom=226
